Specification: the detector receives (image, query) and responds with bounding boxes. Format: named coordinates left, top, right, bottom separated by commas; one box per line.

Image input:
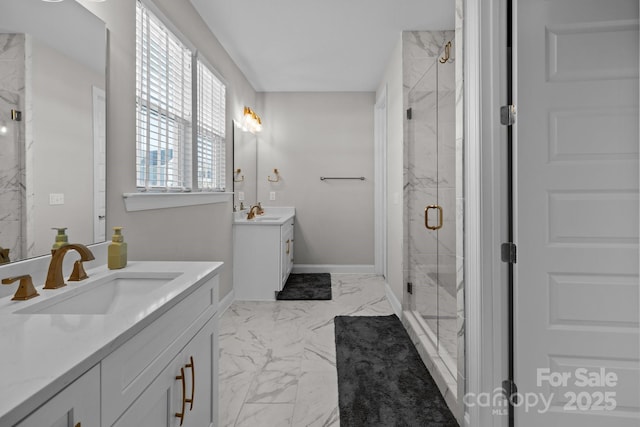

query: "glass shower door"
left=406, top=43, right=457, bottom=377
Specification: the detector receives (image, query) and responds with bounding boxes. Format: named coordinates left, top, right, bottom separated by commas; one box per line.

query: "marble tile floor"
left=218, top=274, right=395, bottom=427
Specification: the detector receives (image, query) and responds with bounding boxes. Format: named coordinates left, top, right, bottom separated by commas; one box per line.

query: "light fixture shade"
left=242, top=106, right=262, bottom=134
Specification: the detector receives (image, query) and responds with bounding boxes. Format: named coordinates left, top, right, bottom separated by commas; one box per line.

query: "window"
left=196, top=60, right=226, bottom=191
left=135, top=0, right=226, bottom=192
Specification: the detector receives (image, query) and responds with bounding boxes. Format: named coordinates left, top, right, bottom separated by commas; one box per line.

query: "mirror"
left=232, top=120, right=257, bottom=208
left=0, top=0, right=107, bottom=263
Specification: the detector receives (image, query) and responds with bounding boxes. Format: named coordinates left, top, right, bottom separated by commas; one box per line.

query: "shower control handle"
left=425, top=205, right=443, bottom=230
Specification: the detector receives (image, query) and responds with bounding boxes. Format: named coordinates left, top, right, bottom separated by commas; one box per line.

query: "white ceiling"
left=189, top=0, right=455, bottom=92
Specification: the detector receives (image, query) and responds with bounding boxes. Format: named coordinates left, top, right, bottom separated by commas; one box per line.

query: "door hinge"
left=502, top=379, right=519, bottom=404
left=501, top=242, right=517, bottom=263
left=406, top=108, right=412, bottom=120
left=407, top=282, right=413, bottom=294
left=500, top=104, right=516, bottom=125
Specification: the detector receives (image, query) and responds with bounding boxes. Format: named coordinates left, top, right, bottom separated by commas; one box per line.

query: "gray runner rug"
left=335, top=314, right=458, bottom=426
left=276, top=273, right=332, bottom=300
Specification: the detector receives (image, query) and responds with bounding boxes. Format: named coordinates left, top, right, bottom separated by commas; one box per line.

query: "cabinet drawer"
left=101, top=275, right=218, bottom=426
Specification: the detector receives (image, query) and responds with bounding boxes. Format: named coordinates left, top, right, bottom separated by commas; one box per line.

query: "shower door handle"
left=425, top=205, right=443, bottom=230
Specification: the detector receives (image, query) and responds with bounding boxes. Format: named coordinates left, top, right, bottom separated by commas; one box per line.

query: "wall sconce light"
left=241, top=106, right=262, bottom=134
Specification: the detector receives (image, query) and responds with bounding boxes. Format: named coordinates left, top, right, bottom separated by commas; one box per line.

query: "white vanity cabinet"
left=102, top=275, right=219, bottom=427
left=1, top=261, right=222, bottom=427
left=111, top=316, right=217, bottom=427
left=233, top=212, right=295, bottom=300
left=281, top=219, right=294, bottom=288
left=16, top=365, right=100, bottom=427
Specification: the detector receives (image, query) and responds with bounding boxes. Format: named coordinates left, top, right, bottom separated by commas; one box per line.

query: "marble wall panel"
left=0, top=34, right=25, bottom=261
left=454, top=0, right=466, bottom=409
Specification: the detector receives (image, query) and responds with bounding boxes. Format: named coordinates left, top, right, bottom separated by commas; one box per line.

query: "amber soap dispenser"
left=108, top=226, right=128, bottom=269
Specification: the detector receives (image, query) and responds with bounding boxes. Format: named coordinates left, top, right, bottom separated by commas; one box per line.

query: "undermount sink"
left=15, top=271, right=180, bottom=315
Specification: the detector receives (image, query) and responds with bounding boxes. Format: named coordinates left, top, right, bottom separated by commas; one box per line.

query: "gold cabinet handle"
left=75, top=423, right=81, bottom=427
left=425, top=205, right=443, bottom=230
left=286, top=239, right=290, bottom=255
left=186, top=356, right=195, bottom=411
left=290, top=239, right=294, bottom=262
left=175, top=367, right=186, bottom=426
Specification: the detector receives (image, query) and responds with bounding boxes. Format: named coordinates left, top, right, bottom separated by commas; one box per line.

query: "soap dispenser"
left=51, top=227, right=69, bottom=251
left=108, top=227, right=128, bottom=270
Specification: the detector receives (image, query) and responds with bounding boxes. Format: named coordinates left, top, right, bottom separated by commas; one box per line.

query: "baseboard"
left=218, top=289, right=235, bottom=317
left=384, top=282, right=402, bottom=317
left=292, top=264, right=376, bottom=274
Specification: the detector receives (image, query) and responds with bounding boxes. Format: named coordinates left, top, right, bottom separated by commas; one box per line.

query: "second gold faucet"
left=246, top=203, right=265, bottom=220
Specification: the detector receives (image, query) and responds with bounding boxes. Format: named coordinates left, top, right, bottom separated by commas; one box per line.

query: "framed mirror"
left=232, top=120, right=257, bottom=208
left=0, top=0, right=107, bottom=263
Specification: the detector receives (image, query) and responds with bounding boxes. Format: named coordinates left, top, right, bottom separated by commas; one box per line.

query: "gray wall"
left=30, top=38, right=100, bottom=256
left=78, top=0, right=257, bottom=299
left=377, top=38, right=404, bottom=302
left=256, top=92, right=375, bottom=267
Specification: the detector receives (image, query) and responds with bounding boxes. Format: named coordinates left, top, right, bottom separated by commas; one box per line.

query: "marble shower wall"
left=0, top=34, right=25, bottom=261
left=454, top=0, right=466, bottom=409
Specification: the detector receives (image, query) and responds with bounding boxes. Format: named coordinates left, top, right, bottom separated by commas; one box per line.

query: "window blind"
left=196, top=59, right=226, bottom=191
left=136, top=1, right=192, bottom=191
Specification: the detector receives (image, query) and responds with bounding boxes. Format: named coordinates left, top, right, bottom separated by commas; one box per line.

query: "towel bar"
left=320, top=177, right=365, bottom=181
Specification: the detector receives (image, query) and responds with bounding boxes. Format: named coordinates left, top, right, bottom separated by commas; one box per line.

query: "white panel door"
left=515, top=0, right=639, bottom=426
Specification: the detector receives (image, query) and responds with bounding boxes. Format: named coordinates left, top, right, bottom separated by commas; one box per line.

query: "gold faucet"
left=44, top=244, right=95, bottom=290
left=246, top=205, right=261, bottom=220
left=2, top=274, right=39, bottom=300
left=246, top=203, right=265, bottom=220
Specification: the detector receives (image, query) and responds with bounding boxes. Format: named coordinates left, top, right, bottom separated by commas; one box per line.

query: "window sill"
left=122, top=191, right=233, bottom=212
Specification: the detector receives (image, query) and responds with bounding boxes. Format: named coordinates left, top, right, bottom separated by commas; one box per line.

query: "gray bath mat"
left=335, top=315, right=458, bottom=426
left=276, top=273, right=332, bottom=300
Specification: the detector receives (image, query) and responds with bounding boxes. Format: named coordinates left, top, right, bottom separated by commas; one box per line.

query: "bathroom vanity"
left=233, top=207, right=295, bottom=300
left=0, top=260, right=222, bottom=427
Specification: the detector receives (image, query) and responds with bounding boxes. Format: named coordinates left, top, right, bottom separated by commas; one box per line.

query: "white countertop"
left=0, top=260, right=223, bottom=426
left=233, top=206, right=295, bottom=225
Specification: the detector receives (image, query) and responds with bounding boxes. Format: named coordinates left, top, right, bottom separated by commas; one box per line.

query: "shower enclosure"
left=402, top=30, right=461, bottom=412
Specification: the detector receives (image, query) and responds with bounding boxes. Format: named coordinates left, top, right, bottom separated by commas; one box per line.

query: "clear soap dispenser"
left=108, top=227, right=128, bottom=270
left=51, top=227, right=69, bottom=251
